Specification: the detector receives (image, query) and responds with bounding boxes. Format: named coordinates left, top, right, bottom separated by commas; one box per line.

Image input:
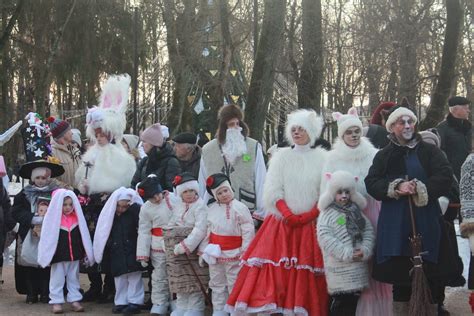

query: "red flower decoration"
left=206, top=176, right=214, bottom=188
left=47, top=116, right=55, bottom=123
left=137, top=188, right=145, bottom=197
left=173, top=175, right=182, bottom=186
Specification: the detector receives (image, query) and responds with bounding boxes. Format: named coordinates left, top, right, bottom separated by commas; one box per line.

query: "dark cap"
left=137, top=175, right=163, bottom=200
left=173, top=132, right=197, bottom=144
left=205, top=173, right=231, bottom=197
left=448, top=96, right=470, bottom=107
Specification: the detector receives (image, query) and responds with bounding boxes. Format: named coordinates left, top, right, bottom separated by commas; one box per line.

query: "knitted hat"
left=385, top=106, right=418, bottom=132
left=206, top=173, right=233, bottom=199
left=71, top=129, right=82, bottom=147
left=420, top=130, right=441, bottom=148
left=47, top=116, right=71, bottom=139
left=122, top=134, right=139, bottom=150
left=140, top=123, right=164, bottom=147
left=173, top=132, right=197, bottom=144
left=137, top=174, right=163, bottom=200
left=285, top=109, right=324, bottom=145
left=161, top=125, right=170, bottom=139
left=370, top=102, right=396, bottom=125
left=173, top=172, right=199, bottom=197
left=331, top=107, right=363, bottom=137
left=318, top=170, right=367, bottom=211
left=448, top=96, right=470, bottom=107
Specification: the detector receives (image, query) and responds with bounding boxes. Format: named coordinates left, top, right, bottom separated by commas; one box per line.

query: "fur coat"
left=264, top=145, right=327, bottom=216
left=321, top=137, right=377, bottom=197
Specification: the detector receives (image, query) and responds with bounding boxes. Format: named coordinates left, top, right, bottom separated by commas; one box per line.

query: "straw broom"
left=406, top=182, right=432, bottom=316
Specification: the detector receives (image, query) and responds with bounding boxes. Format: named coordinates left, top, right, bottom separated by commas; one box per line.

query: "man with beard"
left=365, top=105, right=457, bottom=315
left=198, top=104, right=267, bottom=222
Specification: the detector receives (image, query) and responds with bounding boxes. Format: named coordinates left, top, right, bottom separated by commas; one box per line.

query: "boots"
left=392, top=301, right=409, bottom=316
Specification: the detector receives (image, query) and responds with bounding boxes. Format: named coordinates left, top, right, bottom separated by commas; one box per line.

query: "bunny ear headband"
left=331, top=107, right=363, bottom=138
left=86, top=74, right=131, bottom=142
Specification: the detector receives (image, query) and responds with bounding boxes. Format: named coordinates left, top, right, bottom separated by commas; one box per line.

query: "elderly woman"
left=321, top=107, right=392, bottom=315
left=226, top=109, right=328, bottom=316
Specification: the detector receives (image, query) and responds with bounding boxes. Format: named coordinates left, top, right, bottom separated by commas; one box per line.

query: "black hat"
left=448, top=96, right=470, bottom=107
left=173, top=132, right=197, bottom=144
left=206, top=173, right=232, bottom=197
left=173, top=172, right=199, bottom=197
left=19, top=159, right=65, bottom=179
left=137, top=175, right=163, bottom=200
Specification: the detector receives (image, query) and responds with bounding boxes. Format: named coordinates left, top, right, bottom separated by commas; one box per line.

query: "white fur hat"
left=332, top=107, right=363, bottom=137
left=285, top=109, right=324, bottom=145
left=385, top=107, right=417, bottom=132
left=318, top=170, right=367, bottom=211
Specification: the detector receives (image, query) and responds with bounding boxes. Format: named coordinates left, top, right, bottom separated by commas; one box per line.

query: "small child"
left=93, top=187, right=145, bottom=315
left=317, top=171, right=375, bottom=316
left=168, top=172, right=208, bottom=316
left=32, top=197, right=50, bottom=237
left=136, top=175, right=173, bottom=315
left=200, top=173, right=255, bottom=316
left=37, top=189, right=94, bottom=314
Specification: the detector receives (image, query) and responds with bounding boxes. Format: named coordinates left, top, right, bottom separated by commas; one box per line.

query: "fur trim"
left=460, top=220, right=474, bottom=238
left=412, top=179, right=428, bottom=207
left=387, top=179, right=404, bottom=199
left=385, top=107, right=417, bottom=132
left=332, top=107, right=363, bottom=137
left=318, top=170, right=367, bottom=211
left=176, top=180, right=199, bottom=198
left=285, top=109, right=324, bottom=145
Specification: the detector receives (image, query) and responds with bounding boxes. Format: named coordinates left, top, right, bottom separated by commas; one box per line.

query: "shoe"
left=140, top=296, right=152, bottom=310
left=112, top=305, right=128, bottom=314
left=40, top=294, right=50, bottom=303
left=122, top=303, right=141, bottom=314
left=150, top=304, right=169, bottom=315
left=82, top=287, right=101, bottom=302
left=52, top=304, right=63, bottom=314
left=438, top=304, right=451, bottom=316
left=26, top=295, right=38, bottom=304
left=97, top=291, right=115, bottom=304
left=71, top=301, right=84, bottom=312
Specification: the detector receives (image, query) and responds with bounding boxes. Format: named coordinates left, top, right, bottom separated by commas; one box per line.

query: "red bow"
left=173, top=175, right=182, bottom=186
left=137, top=188, right=145, bottom=197
left=206, top=176, right=214, bottom=188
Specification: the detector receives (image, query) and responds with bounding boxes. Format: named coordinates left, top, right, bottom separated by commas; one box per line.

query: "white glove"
left=140, top=260, right=149, bottom=268
left=469, top=235, right=474, bottom=254
left=174, top=243, right=185, bottom=256
left=198, top=256, right=205, bottom=268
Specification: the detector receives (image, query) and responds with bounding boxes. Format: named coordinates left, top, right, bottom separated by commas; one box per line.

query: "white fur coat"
left=321, top=137, right=377, bottom=197
left=75, top=143, right=136, bottom=194
left=264, top=146, right=327, bottom=216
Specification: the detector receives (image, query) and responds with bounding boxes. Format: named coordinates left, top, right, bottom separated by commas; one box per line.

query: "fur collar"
left=330, top=137, right=377, bottom=162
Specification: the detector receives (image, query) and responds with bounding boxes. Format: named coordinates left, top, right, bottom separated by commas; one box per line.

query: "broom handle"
left=184, top=253, right=213, bottom=307
left=405, top=175, right=418, bottom=237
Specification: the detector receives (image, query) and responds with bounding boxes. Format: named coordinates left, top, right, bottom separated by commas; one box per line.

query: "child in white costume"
left=136, top=175, right=173, bottom=315
left=37, top=189, right=94, bottom=314
left=168, top=172, right=208, bottom=316
left=200, top=173, right=255, bottom=316
left=317, top=171, right=375, bottom=316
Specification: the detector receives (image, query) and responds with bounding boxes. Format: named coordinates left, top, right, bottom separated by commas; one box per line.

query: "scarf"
left=331, top=201, right=365, bottom=246
left=24, top=182, right=60, bottom=212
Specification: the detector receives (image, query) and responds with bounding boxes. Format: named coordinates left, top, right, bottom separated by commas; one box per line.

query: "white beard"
left=222, top=128, right=247, bottom=165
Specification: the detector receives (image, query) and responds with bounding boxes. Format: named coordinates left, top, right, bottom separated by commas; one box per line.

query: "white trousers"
left=209, top=261, right=241, bottom=312
left=114, top=271, right=145, bottom=305
left=176, top=291, right=205, bottom=312
left=49, top=261, right=82, bottom=304
left=151, top=251, right=170, bottom=306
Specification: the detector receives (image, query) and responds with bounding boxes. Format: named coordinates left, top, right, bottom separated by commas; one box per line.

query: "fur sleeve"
left=317, top=211, right=354, bottom=262
left=263, top=151, right=286, bottom=216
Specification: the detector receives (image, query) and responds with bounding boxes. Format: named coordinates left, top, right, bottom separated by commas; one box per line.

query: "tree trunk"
left=0, top=0, right=25, bottom=53
left=245, top=0, right=286, bottom=143
left=298, top=0, right=323, bottom=111
left=420, top=0, right=463, bottom=129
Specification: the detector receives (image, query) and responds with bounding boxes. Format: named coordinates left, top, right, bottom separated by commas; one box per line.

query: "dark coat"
left=177, top=146, right=201, bottom=179
left=132, top=142, right=182, bottom=191
left=366, top=124, right=389, bottom=149
left=437, top=113, right=472, bottom=179
left=107, top=203, right=144, bottom=277
left=0, top=184, right=15, bottom=252
left=51, top=225, right=84, bottom=264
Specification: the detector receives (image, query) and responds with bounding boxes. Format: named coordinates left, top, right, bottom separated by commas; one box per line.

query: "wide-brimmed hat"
left=19, top=159, right=65, bottom=179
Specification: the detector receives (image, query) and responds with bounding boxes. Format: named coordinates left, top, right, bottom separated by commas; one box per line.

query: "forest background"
left=0, top=0, right=472, bottom=165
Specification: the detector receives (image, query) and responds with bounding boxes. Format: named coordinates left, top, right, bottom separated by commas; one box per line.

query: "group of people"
left=0, top=72, right=472, bottom=316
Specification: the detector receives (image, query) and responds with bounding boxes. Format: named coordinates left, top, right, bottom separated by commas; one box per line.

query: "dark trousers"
left=329, top=292, right=360, bottom=316
left=25, top=266, right=50, bottom=297
left=393, top=279, right=443, bottom=304
left=88, top=272, right=114, bottom=293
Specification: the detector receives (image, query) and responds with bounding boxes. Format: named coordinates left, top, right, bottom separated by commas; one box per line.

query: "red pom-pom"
left=137, top=188, right=145, bottom=197
left=173, top=175, right=182, bottom=186
left=47, top=116, right=55, bottom=123
left=206, top=176, right=214, bottom=188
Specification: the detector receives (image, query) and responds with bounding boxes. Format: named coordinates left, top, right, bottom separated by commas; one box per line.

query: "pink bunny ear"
left=103, top=94, right=112, bottom=108
left=325, top=172, right=332, bottom=180
left=354, top=176, right=359, bottom=182
left=348, top=107, right=358, bottom=117
left=332, top=112, right=343, bottom=121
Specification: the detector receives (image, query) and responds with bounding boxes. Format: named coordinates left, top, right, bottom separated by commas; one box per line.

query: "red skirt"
left=226, top=215, right=329, bottom=315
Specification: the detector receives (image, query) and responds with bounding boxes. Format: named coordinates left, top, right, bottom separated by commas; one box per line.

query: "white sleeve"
left=253, top=143, right=267, bottom=220
left=198, top=158, right=211, bottom=205
left=182, top=204, right=208, bottom=252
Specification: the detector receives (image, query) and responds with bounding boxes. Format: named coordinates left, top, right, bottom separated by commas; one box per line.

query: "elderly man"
left=48, top=116, right=81, bottom=188
left=198, top=104, right=266, bottom=222
left=365, top=106, right=456, bottom=315
left=172, top=132, right=201, bottom=179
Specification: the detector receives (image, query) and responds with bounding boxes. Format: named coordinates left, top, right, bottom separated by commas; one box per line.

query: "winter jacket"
left=132, top=142, right=181, bottom=191
left=365, top=124, right=389, bottom=149
left=51, top=213, right=84, bottom=264
left=437, top=113, right=472, bottom=179
left=168, top=198, right=207, bottom=253
left=317, top=203, right=375, bottom=294
left=177, top=146, right=201, bottom=179
left=136, top=199, right=172, bottom=260
left=0, top=185, right=15, bottom=252
left=51, top=140, right=81, bottom=188
left=107, top=203, right=145, bottom=277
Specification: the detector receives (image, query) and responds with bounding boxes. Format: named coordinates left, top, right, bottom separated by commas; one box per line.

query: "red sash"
left=209, top=233, right=242, bottom=251
left=151, top=227, right=163, bottom=237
